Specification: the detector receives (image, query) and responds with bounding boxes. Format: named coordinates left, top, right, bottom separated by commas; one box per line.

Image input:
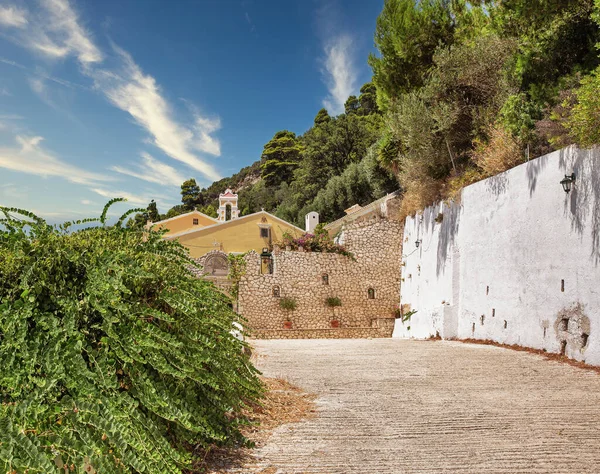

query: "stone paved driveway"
left=250, top=338, right=600, bottom=473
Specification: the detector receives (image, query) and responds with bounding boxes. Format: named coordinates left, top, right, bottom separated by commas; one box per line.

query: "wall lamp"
left=415, top=239, right=422, bottom=248
left=560, top=173, right=576, bottom=193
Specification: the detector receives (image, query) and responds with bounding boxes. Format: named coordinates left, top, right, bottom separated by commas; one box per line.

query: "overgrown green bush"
left=0, top=201, right=262, bottom=474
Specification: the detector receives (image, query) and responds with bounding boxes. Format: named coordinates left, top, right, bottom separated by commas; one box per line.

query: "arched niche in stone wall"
left=204, top=252, right=229, bottom=276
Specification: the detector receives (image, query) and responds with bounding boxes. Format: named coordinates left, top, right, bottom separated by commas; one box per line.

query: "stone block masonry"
left=238, top=219, right=403, bottom=338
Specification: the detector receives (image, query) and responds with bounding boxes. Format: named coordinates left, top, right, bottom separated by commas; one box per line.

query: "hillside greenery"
left=0, top=201, right=261, bottom=473
left=135, top=0, right=600, bottom=226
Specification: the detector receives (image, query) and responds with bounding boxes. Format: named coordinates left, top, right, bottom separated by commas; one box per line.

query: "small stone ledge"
left=251, top=327, right=393, bottom=340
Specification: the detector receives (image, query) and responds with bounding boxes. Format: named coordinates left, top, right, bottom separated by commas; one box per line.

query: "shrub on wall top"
left=279, top=226, right=355, bottom=260
left=0, top=201, right=262, bottom=474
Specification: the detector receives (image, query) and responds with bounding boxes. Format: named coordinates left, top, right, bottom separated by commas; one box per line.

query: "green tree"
left=368, top=0, right=455, bottom=111
left=314, top=108, right=331, bottom=126
left=165, top=204, right=187, bottom=219
left=200, top=204, right=218, bottom=218
left=565, top=67, right=600, bottom=147
left=491, top=0, right=599, bottom=104
left=147, top=199, right=160, bottom=222
left=358, top=82, right=380, bottom=115
left=260, top=130, right=304, bottom=187
left=180, top=178, right=202, bottom=211
left=344, top=95, right=360, bottom=115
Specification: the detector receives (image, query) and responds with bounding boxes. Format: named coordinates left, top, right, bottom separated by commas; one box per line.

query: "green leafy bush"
left=0, top=201, right=262, bottom=474
left=565, top=67, right=600, bottom=147
left=325, top=297, right=342, bottom=308
left=279, top=297, right=297, bottom=311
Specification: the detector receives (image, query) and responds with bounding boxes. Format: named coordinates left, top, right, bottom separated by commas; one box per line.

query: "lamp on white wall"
left=560, top=173, right=576, bottom=193
left=415, top=239, right=422, bottom=248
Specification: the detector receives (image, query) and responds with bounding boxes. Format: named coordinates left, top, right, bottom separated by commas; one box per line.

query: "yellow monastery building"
left=150, top=189, right=304, bottom=258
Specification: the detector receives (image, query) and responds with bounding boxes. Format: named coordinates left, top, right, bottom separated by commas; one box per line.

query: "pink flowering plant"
left=280, top=225, right=355, bottom=260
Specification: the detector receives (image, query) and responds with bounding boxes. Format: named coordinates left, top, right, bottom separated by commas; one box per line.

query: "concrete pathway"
left=250, top=339, right=600, bottom=473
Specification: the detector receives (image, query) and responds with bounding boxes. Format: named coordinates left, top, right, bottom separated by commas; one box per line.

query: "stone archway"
left=204, top=252, right=229, bottom=277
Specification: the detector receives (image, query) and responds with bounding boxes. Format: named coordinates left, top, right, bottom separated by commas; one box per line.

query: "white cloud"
left=0, top=0, right=223, bottom=183
left=28, top=76, right=45, bottom=95
left=321, top=34, right=357, bottom=116
left=0, top=5, right=28, bottom=28
left=0, top=1, right=101, bottom=63
left=111, top=152, right=187, bottom=187
left=0, top=134, right=109, bottom=185
left=15, top=0, right=102, bottom=64
left=91, top=188, right=148, bottom=205
left=192, top=111, right=221, bottom=156
left=90, top=187, right=172, bottom=207
left=41, top=0, right=102, bottom=63
left=81, top=199, right=93, bottom=205
left=91, top=47, right=222, bottom=181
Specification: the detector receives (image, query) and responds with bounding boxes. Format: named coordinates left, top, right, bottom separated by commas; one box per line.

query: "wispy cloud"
left=111, top=152, right=187, bottom=187
left=91, top=46, right=222, bottom=180
left=81, top=199, right=93, bottom=205
left=0, top=56, right=88, bottom=90
left=29, top=77, right=46, bottom=97
left=321, top=34, right=356, bottom=115
left=91, top=187, right=149, bottom=206
left=0, top=0, right=223, bottom=183
left=244, top=12, right=256, bottom=34
left=4, top=0, right=103, bottom=64
left=90, top=187, right=176, bottom=208
left=0, top=134, right=109, bottom=185
left=0, top=5, right=28, bottom=28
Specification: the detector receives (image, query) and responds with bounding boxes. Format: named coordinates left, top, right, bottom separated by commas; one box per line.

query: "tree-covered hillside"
left=134, top=0, right=600, bottom=228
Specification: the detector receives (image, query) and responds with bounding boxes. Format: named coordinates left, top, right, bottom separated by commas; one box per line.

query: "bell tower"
left=218, top=189, right=240, bottom=222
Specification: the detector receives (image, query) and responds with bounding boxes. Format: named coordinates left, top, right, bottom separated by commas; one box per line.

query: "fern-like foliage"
left=0, top=203, right=262, bottom=473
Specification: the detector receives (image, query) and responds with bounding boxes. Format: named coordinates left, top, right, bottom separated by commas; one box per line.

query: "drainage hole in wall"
left=582, top=333, right=589, bottom=347
left=561, top=279, right=565, bottom=292
left=560, top=318, right=569, bottom=332
left=486, top=286, right=489, bottom=295
left=480, top=315, right=485, bottom=326
left=560, top=340, right=567, bottom=356
left=503, top=320, right=507, bottom=329
left=492, top=308, right=495, bottom=317
left=472, top=322, right=475, bottom=334
left=543, top=327, right=547, bottom=338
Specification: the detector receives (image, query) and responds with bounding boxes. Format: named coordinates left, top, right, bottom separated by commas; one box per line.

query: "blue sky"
left=0, top=0, right=383, bottom=222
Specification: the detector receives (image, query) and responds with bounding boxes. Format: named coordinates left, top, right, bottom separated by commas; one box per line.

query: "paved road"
left=250, top=339, right=600, bottom=473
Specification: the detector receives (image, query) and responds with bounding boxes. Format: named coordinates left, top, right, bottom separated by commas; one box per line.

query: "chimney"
left=305, top=211, right=319, bottom=233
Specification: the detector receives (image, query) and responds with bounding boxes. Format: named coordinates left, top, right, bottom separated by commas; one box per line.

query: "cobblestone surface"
left=250, top=338, right=600, bottom=473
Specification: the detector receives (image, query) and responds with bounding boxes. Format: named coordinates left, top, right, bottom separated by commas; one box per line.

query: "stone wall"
left=188, top=250, right=233, bottom=294
left=394, top=146, right=600, bottom=365
left=238, top=219, right=403, bottom=338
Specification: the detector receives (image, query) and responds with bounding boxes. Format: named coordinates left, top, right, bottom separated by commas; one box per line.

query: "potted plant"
left=325, top=296, right=342, bottom=327
left=279, top=296, right=297, bottom=329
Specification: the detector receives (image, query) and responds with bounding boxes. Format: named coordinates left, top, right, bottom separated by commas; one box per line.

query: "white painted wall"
left=394, top=146, right=600, bottom=365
